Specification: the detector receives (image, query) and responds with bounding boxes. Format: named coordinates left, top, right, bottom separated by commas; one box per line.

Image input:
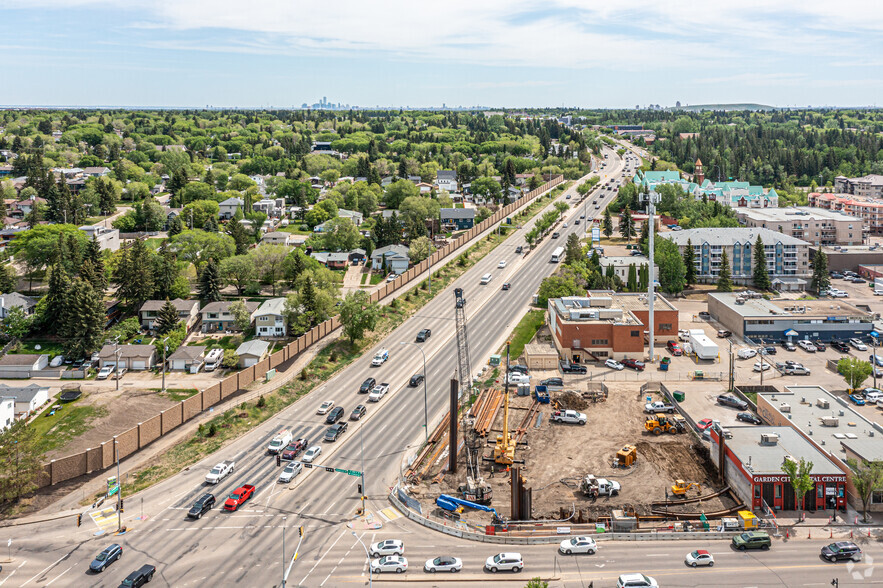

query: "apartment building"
left=808, top=192, right=883, bottom=235
left=834, top=174, right=883, bottom=199
left=735, top=206, right=863, bottom=246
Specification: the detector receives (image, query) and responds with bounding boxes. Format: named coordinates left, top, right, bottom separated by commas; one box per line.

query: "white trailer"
left=875, top=277, right=883, bottom=295
left=688, top=329, right=719, bottom=360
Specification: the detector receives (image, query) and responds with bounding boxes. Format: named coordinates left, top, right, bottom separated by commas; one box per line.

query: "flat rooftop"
left=551, top=292, right=676, bottom=325
left=820, top=245, right=883, bottom=255
left=759, top=386, right=883, bottom=463
left=724, top=426, right=843, bottom=476
left=598, top=256, right=657, bottom=267
left=709, top=292, right=866, bottom=318
left=737, top=206, right=861, bottom=223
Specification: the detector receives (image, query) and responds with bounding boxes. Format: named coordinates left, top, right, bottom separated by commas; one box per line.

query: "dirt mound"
left=555, top=390, right=588, bottom=410
left=635, top=441, right=716, bottom=482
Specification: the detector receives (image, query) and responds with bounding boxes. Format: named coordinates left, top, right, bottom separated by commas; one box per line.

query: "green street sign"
left=335, top=468, right=362, bottom=477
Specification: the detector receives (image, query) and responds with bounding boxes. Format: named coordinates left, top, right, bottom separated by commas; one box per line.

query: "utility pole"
left=728, top=340, right=735, bottom=391
left=161, top=337, right=169, bottom=393
left=115, top=438, right=122, bottom=532
left=114, top=341, right=123, bottom=392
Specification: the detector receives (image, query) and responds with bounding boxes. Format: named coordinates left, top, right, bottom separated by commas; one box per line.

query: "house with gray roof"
left=200, top=300, right=260, bottom=333
left=97, top=344, right=157, bottom=370
left=436, top=170, right=458, bottom=193
left=139, top=299, right=200, bottom=330
left=0, top=383, right=49, bottom=416
left=310, top=251, right=349, bottom=269
left=440, top=207, right=475, bottom=230
left=0, top=293, right=37, bottom=319
left=254, top=298, right=287, bottom=338
left=167, top=345, right=207, bottom=371
left=235, top=340, right=271, bottom=368
left=218, top=197, right=244, bottom=220
left=371, top=244, right=410, bottom=273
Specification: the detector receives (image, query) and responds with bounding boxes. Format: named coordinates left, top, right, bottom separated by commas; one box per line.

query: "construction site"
left=403, top=289, right=743, bottom=529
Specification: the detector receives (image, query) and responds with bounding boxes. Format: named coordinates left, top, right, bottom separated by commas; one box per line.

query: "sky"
left=1, top=0, right=882, bottom=109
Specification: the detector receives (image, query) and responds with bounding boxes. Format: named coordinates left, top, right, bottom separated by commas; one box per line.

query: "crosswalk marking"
left=90, top=507, right=119, bottom=530
left=378, top=507, right=402, bottom=522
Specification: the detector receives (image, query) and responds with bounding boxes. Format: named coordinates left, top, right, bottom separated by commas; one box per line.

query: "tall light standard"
left=351, top=531, right=372, bottom=588
left=114, top=437, right=122, bottom=532
left=281, top=516, right=287, bottom=587
left=399, top=341, right=429, bottom=443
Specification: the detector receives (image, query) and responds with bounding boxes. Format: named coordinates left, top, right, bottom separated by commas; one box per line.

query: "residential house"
left=235, top=340, right=271, bottom=368
left=83, top=167, right=111, bottom=178
left=436, top=170, right=458, bottom=193
left=0, top=384, right=49, bottom=417
left=104, top=299, right=122, bottom=328
left=261, top=231, right=293, bottom=246
left=14, top=197, right=46, bottom=216
left=97, top=344, right=157, bottom=370
left=0, top=396, right=14, bottom=431
left=415, top=182, right=434, bottom=194
left=200, top=300, right=260, bottom=333
left=218, top=197, right=244, bottom=220
left=0, top=165, right=13, bottom=178
left=0, top=293, right=37, bottom=318
left=338, top=209, right=364, bottom=226
left=0, top=354, right=49, bottom=377
left=440, top=208, right=475, bottom=230
left=253, top=198, right=285, bottom=217
left=597, top=256, right=659, bottom=283
left=371, top=244, right=410, bottom=273
left=310, top=251, right=349, bottom=269
left=79, top=225, right=120, bottom=251
left=138, top=298, right=200, bottom=331
left=167, top=345, right=206, bottom=371
left=255, top=298, right=287, bottom=338
left=349, top=248, right=367, bottom=264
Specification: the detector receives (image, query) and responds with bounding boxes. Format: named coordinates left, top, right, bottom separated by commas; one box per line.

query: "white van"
left=267, top=429, right=292, bottom=454
left=481, top=273, right=493, bottom=285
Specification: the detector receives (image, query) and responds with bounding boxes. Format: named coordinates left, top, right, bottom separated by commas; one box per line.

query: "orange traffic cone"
left=830, top=529, right=833, bottom=538
left=785, top=529, right=790, bottom=539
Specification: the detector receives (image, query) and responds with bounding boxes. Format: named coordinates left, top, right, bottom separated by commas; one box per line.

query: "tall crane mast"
left=454, top=288, right=472, bottom=394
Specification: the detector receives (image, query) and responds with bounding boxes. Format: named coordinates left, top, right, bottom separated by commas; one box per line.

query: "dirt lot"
left=419, top=381, right=738, bottom=524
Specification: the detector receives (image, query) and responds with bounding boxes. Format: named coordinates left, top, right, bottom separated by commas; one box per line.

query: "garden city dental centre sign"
left=753, top=475, right=846, bottom=483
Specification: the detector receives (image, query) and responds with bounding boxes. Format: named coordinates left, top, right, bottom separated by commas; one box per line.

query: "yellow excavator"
left=494, top=343, right=516, bottom=465
left=671, top=480, right=701, bottom=496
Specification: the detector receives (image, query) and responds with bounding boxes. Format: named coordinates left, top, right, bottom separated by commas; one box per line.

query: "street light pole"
left=114, top=438, right=121, bottom=532
left=351, top=531, right=372, bottom=588
left=400, top=342, right=428, bottom=443
left=114, top=341, right=123, bottom=392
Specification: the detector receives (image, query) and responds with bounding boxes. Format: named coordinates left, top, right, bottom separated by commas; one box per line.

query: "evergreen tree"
left=752, top=235, right=771, bottom=290
left=203, top=216, right=218, bottom=232
left=114, top=240, right=154, bottom=310
left=638, top=219, right=649, bottom=252
left=564, top=233, right=582, bottom=265
left=717, top=249, right=733, bottom=292
left=619, top=207, right=636, bottom=242
left=84, top=235, right=106, bottom=292
left=683, top=238, right=696, bottom=285
left=810, top=248, right=830, bottom=294
left=96, top=178, right=117, bottom=214
left=60, top=278, right=105, bottom=359
left=627, top=264, right=638, bottom=291
left=154, top=299, right=180, bottom=335
left=168, top=215, right=183, bottom=237
left=602, top=207, right=613, bottom=238
left=152, top=246, right=179, bottom=300
left=0, top=264, right=17, bottom=294
left=198, top=258, right=222, bottom=302
left=226, top=217, right=250, bottom=255
left=43, top=264, right=70, bottom=334
left=167, top=168, right=188, bottom=198
left=639, top=263, right=649, bottom=289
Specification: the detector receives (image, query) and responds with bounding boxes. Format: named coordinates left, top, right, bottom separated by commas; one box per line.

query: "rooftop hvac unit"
left=839, top=410, right=845, bottom=417
left=760, top=433, right=779, bottom=445
left=780, top=403, right=791, bottom=413
left=871, top=431, right=875, bottom=437
left=817, top=398, right=830, bottom=409
left=822, top=416, right=839, bottom=427
left=588, top=297, right=612, bottom=308
left=821, top=440, right=826, bottom=445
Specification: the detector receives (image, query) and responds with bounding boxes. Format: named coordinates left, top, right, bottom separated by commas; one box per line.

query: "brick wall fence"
left=36, top=176, right=565, bottom=488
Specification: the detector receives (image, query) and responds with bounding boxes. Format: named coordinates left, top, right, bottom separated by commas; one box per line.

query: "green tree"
left=471, top=176, right=502, bottom=202
left=524, top=579, right=549, bottom=588
left=155, top=322, right=186, bottom=358
left=626, top=263, right=638, bottom=292
left=564, top=233, right=582, bottom=266
left=383, top=179, right=419, bottom=209
left=781, top=457, right=814, bottom=513
left=312, top=218, right=362, bottom=252
left=717, top=249, right=733, bottom=292
left=168, top=215, right=183, bottom=237
left=43, top=264, right=70, bottom=333
left=0, top=306, right=32, bottom=339
left=810, top=248, right=830, bottom=294
left=113, top=239, right=155, bottom=310
left=198, top=258, right=222, bottom=302
left=151, top=246, right=180, bottom=300
left=408, top=236, right=434, bottom=264
left=846, top=458, right=883, bottom=523
left=338, top=290, right=380, bottom=344
left=752, top=235, right=771, bottom=290
left=84, top=235, right=107, bottom=293
left=250, top=245, right=289, bottom=296
left=169, top=230, right=235, bottom=267
left=838, top=357, right=873, bottom=391
left=181, top=200, right=221, bottom=230
left=619, top=207, right=635, bottom=241
left=0, top=419, right=44, bottom=501
left=60, top=278, right=106, bottom=359
left=656, top=238, right=686, bottom=295
left=154, top=299, right=181, bottom=335
left=228, top=299, right=254, bottom=332
left=683, top=238, right=696, bottom=285
left=220, top=255, right=257, bottom=295
left=602, top=207, right=613, bottom=238
left=0, top=263, right=18, bottom=294
left=536, top=275, right=583, bottom=307
left=226, top=216, right=250, bottom=255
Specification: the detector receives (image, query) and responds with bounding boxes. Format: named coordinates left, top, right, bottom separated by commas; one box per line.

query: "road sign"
left=335, top=468, right=363, bottom=477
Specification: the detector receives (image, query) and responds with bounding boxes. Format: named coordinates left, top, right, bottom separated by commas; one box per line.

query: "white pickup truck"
left=205, top=460, right=235, bottom=484
left=368, top=382, right=390, bottom=402
left=644, top=401, right=675, bottom=414
left=550, top=409, right=587, bottom=425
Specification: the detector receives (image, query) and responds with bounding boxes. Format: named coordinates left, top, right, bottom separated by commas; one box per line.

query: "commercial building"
left=809, top=245, right=883, bottom=273
left=661, top=228, right=811, bottom=290
left=834, top=174, right=883, bottom=199
left=548, top=292, right=678, bottom=362
left=808, top=192, right=883, bottom=235
left=735, top=207, right=864, bottom=246
left=707, top=292, right=873, bottom=342
left=633, top=167, right=779, bottom=209
left=709, top=425, right=847, bottom=513
left=755, top=386, right=883, bottom=512
left=597, top=255, right=657, bottom=283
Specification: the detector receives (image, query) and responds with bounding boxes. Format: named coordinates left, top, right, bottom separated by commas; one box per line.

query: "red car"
left=223, top=484, right=255, bottom=511
left=281, top=438, right=308, bottom=461
left=621, top=358, right=645, bottom=371
left=667, top=340, right=682, bottom=356
left=697, top=419, right=713, bottom=431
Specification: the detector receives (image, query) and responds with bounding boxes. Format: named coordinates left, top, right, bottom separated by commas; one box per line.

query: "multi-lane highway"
left=7, top=148, right=628, bottom=587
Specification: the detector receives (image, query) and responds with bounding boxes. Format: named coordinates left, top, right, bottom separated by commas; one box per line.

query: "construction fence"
left=37, top=176, right=565, bottom=489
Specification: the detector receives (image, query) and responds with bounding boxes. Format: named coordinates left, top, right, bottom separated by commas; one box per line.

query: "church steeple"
left=694, top=158, right=704, bottom=185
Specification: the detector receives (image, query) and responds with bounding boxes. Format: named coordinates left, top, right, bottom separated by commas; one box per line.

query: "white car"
left=831, top=290, right=849, bottom=298
left=278, top=461, right=302, bottom=483
left=605, top=359, right=624, bottom=370
left=678, top=330, right=691, bottom=342
left=371, top=555, right=407, bottom=574
left=617, top=573, right=658, bottom=588
left=863, top=388, right=883, bottom=403
left=563, top=222, right=568, bottom=228
left=737, top=348, right=757, bottom=359
left=316, top=400, right=335, bottom=415
left=112, top=367, right=127, bottom=379
left=559, top=536, right=597, bottom=555
left=797, top=340, right=817, bottom=352
left=485, top=552, right=523, bottom=573
left=685, top=549, right=714, bottom=567
left=507, top=372, right=530, bottom=385
left=498, top=260, right=507, bottom=269
left=753, top=361, right=771, bottom=372
left=371, top=349, right=389, bottom=366
left=368, top=383, right=390, bottom=402
left=96, top=366, right=114, bottom=380
left=386, top=273, right=398, bottom=283
left=850, top=338, right=868, bottom=351
left=301, top=446, right=322, bottom=463
left=423, top=556, right=462, bottom=573
left=369, top=539, right=404, bottom=558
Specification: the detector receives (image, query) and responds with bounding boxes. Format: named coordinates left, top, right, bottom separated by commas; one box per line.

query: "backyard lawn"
left=11, top=339, right=65, bottom=358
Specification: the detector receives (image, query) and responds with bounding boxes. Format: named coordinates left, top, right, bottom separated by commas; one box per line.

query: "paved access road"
left=6, top=150, right=626, bottom=588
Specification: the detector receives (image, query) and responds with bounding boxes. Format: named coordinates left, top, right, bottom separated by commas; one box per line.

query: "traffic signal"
left=77, top=513, right=82, bottom=527
left=357, top=483, right=362, bottom=495
left=298, top=526, right=304, bottom=537
left=119, top=500, right=124, bottom=513
left=276, top=454, right=281, bottom=467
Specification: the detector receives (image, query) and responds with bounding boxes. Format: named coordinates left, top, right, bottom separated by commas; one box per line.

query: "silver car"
left=278, top=461, right=302, bottom=483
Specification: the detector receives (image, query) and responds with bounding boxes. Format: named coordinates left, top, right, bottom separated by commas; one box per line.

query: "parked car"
left=89, top=543, right=123, bottom=573
left=753, top=361, right=771, bottom=372
left=485, top=552, right=523, bottom=573
left=732, top=531, right=771, bottom=550
left=187, top=493, right=215, bottom=519
left=685, top=550, right=714, bottom=567
left=550, top=409, right=587, bottom=425
left=278, top=461, right=303, bottom=483
left=359, top=378, right=377, bottom=394
left=605, top=359, right=624, bottom=371
left=386, top=273, right=398, bottom=283
left=821, top=541, right=862, bottom=562
left=96, top=366, right=114, bottom=380
left=317, top=400, right=335, bottom=414
left=717, top=330, right=732, bottom=338
left=864, top=388, right=883, bottom=403
left=797, top=340, right=817, bottom=352
left=559, top=536, right=597, bottom=555
left=850, top=338, right=868, bottom=351
left=409, top=373, right=424, bottom=387
left=737, top=348, right=757, bottom=359
left=509, top=364, right=530, bottom=374
left=325, top=406, right=345, bottom=424
left=371, top=555, right=408, bottom=574
left=667, top=341, right=682, bottom=356
left=559, top=360, right=586, bottom=374
left=369, top=539, right=405, bottom=557
left=350, top=405, right=367, bottom=420
left=814, top=340, right=827, bottom=351
left=761, top=345, right=777, bottom=355
left=424, top=556, right=462, bottom=573
left=540, top=377, right=564, bottom=388
left=832, top=341, right=851, bottom=353
left=849, top=393, right=866, bottom=406
left=736, top=412, right=762, bottom=425
left=416, top=329, right=431, bottom=342
left=717, top=394, right=748, bottom=410
left=870, top=354, right=883, bottom=367
left=782, top=341, right=796, bottom=351
left=621, top=358, right=645, bottom=371
left=830, top=272, right=844, bottom=279
left=697, top=418, right=713, bottom=431
left=119, top=564, right=156, bottom=587
left=783, top=365, right=811, bottom=375
left=324, top=422, right=348, bottom=442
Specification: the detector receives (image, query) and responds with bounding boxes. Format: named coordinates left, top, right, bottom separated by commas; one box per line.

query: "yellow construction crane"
left=494, top=342, right=515, bottom=465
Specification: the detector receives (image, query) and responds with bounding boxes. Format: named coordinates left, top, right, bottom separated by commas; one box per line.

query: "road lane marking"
left=0, top=560, right=26, bottom=587
left=300, top=527, right=348, bottom=586
left=44, top=566, right=72, bottom=586
left=378, top=507, right=402, bottom=522
left=21, top=554, right=69, bottom=587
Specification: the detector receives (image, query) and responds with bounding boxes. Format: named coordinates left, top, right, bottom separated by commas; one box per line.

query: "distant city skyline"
left=1, top=1, right=881, bottom=108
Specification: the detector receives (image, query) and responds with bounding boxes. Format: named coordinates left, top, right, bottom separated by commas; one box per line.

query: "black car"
left=350, top=404, right=367, bottom=420
left=325, top=406, right=345, bottom=424
left=821, top=541, right=862, bottom=562
left=621, top=358, right=645, bottom=371
left=409, top=373, right=424, bottom=387
left=736, top=412, right=763, bottom=425
left=814, top=340, right=827, bottom=351
left=509, top=364, right=530, bottom=375
left=515, top=246, right=523, bottom=254
left=718, top=394, right=749, bottom=410
left=698, top=311, right=711, bottom=319
left=187, top=493, right=215, bottom=519
left=830, top=272, right=843, bottom=279
left=501, top=282, right=511, bottom=291
left=359, top=377, right=376, bottom=393
left=832, top=341, right=850, bottom=353
left=782, top=341, right=796, bottom=351
left=416, top=329, right=431, bottom=342
left=539, top=377, right=563, bottom=387
left=559, top=360, right=587, bottom=374
left=119, top=564, right=156, bottom=588
left=761, top=345, right=777, bottom=356
left=324, top=422, right=348, bottom=442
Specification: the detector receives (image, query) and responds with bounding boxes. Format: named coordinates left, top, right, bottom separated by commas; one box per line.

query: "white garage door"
left=131, top=360, right=147, bottom=370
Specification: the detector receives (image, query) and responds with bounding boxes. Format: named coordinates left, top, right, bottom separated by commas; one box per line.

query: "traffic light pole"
left=282, top=526, right=305, bottom=587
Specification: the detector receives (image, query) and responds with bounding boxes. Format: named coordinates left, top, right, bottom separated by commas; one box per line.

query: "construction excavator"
left=671, top=480, right=701, bottom=496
